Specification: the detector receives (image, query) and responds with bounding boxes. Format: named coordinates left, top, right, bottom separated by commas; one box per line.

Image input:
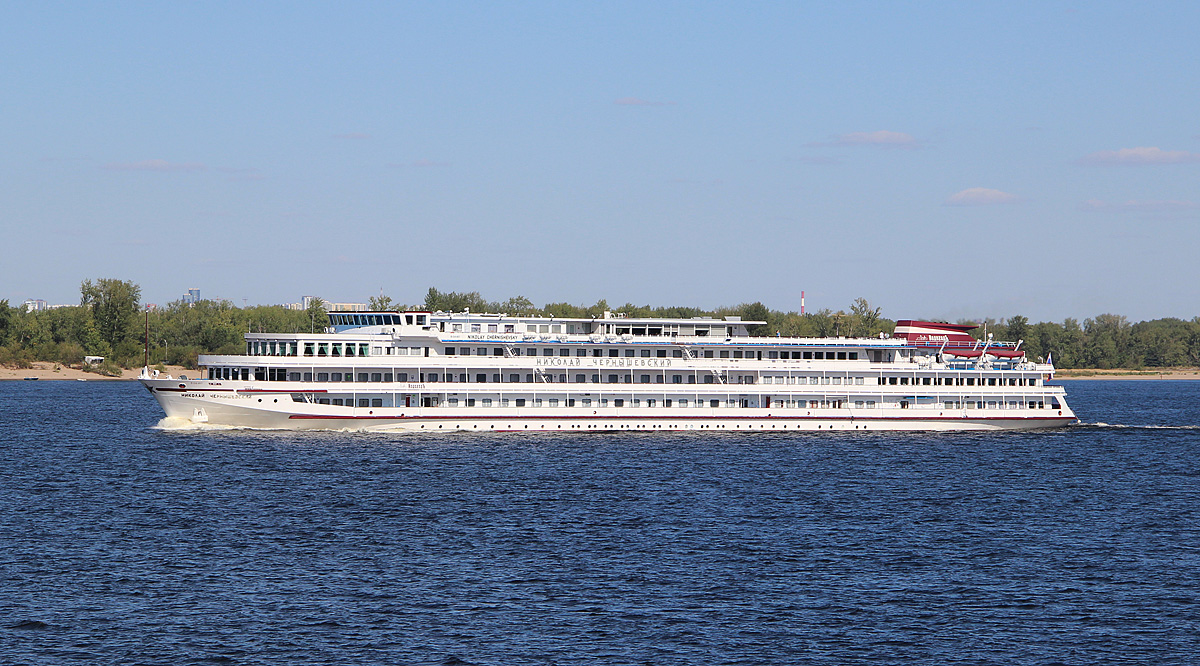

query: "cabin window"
left=482, top=399, right=493, bottom=407
left=560, top=348, right=570, bottom=356
left=427, top=373, right=439, bottom=382
left=624, top=349, right=635, bottom=357
left=733, top=351, right=743, bottom=359
left=548, top=399, right=559, bottom=407
left=509, top=374, right=521, bottom=383
left=720, top=351, right=730, bottom=358
left=613, top=399, right=624, bottom=407
left=504, top=324, right=515, bottom=333
left=575, top=374, right=585, bottom=383
left=476, top=373, right=487, bottom=383
left=543, top=349, right=554, bottom=356
left=488, top=324, right=497, bottom=333
left=471, top=324, right=481, bottom=332
left=445, top=347, right=456, bottom=355
left=371, top=399, right=382, bottom=407
left=516, top=399, right=526, bottom=407
left=371, top=373, right=382, bottom=382
left=640, top=349, right=651, bottom=357
left=576, top=349, right=587, bottom=357
left=466, top=399, right=476, bottom=407
left=447, top=398, right=459, bottom=407
left=303, top=343, right=314, bottom=356
left=710, top=399, right=720, bottom=408
left=672, top=375, right=682, bottom=384
left=452, top=324, right=462, bottom=332
left=803, top=352, right=813, bottom=359
left=640, top=375, right=650, bottom=383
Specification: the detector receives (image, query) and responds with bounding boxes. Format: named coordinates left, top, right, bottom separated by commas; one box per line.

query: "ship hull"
left=143, top=380, right=1075, bottom=432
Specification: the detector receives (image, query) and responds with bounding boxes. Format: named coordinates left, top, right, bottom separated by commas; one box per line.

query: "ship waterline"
left=140, top=310, right=1076, bottom=431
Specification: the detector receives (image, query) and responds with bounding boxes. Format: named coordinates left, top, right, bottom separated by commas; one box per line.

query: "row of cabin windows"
left=300, top=343, right=371, bottom=357
left=943, top=400, right=1051, bottom=409
left=329, top=313, right=427, bottom=327
left=762, top=376, right=869, bottom=385
left=304, top=395, right=1052, bottom=410
left=444, top=346, right=859, bottom=359
left=211, top=367, right=1039, bottom=389
left=425, top=373, right=759, bottom=384
left=882, top=376, right=1037, bottom=387
left=248, top=341, right=298, bottom=356
left=442, top=397, right=740, bottom=408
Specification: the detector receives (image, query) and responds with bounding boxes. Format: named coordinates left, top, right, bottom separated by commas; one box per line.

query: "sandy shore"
left=1054, top=368, right=1200, bottom=380
left=0, top=361, right=196, bottom=381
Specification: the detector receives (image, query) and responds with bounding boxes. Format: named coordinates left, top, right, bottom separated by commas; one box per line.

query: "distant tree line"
left=1, top=280, right=1197, bottom=371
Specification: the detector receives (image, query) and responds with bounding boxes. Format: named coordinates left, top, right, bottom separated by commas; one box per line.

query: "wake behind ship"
left=140, top=310, right=1075, bottom=431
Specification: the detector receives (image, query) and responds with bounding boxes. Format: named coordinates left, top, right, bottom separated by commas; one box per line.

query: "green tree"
left=849, top=298, right=882, bottom=337
left=369, top=294, right=396, bottom=311
left=737, top=302, right=771, bottom=335
left=0, top=299, right=11, bottom=346
left=305, top=297, right=329, bottom=333
left=80, top=278, right=141, bottom=348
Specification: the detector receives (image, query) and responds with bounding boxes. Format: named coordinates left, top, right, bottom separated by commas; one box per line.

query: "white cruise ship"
left=139, top=310, right=1076, bottom=431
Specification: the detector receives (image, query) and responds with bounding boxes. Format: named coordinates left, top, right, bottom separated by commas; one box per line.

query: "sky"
left=2, top=1, right=1198, bottom=323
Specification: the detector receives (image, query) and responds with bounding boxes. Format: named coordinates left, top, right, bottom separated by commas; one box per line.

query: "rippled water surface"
left=2, top=380, right=1199, bottom=665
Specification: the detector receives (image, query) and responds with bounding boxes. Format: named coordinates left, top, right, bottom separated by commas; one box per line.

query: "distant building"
left=183, top=288, right=201, bottom=304
left=23, top=299, right=47, bottom=312
left=286, top=296, right=367, bottom=312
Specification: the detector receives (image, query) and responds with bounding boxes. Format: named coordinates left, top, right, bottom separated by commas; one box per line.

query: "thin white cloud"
left=102, top=159, right=206, bottom=172
left=614, top=97, right=676, bottom=107
left=1081, top=199, right=1199, bottom=212
left=944, top=188, right=1018, bottom=206
left=810, top=130, right=918, bottom=148
left=1079, top=146, right=1200, bottom=165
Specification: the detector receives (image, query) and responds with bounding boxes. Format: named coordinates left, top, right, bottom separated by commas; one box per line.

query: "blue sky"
left=3, top=2, right=1198, bottom=322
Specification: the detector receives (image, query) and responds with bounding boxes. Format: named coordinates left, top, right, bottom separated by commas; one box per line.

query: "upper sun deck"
left=281, top=311, right=1026, bottom=352
left=325, top=309, right=766, bottom=338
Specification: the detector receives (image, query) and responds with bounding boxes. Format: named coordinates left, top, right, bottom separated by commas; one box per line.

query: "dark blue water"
left=2, top=380, right=1199, bottom=665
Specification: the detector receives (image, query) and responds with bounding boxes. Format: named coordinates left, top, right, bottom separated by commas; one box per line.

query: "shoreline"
left=0, top=361, right=195, bottom=381
left=1055, top=368, right=1200, bottom=380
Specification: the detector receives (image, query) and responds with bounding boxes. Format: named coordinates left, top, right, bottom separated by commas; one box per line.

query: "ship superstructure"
left=140, top=310, right=1075, bottom=431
